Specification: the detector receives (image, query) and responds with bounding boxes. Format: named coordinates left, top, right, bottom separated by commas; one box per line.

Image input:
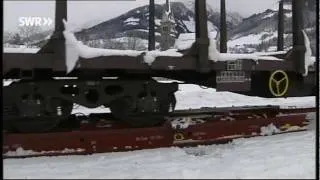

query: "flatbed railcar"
left=3, top=0, right=316, bottom=133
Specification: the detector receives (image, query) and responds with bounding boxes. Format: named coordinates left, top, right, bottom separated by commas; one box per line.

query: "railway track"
left=3, top=105, right=316, bottom=159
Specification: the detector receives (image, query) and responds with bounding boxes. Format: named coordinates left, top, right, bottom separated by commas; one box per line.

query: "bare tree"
left=3, top=31, right=13, bottom=44
left=11, top=33, right=22, bottom=45
left=18, top=26, right=43, bottom=46
left=257, top=40, right=271, bottom=52
left=101, top=39, right=125, bottom=50
left=111, top=41, right=126, bottom=50
left=127, top=31, right=146, bottom=50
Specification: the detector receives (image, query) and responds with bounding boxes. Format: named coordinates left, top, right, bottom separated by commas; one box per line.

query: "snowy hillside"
left=228, top=0, right=316, bottom=54
left=4, top=1, right=316, bottom=55
left=4, top=83, right=316, bottom=179
left=74, top=1, right=242, bottom=50
left=73, top=0, right=316, bottom=54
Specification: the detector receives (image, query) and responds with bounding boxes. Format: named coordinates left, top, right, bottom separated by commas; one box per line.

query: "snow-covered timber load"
left=2, top=0, right=316, bottom=132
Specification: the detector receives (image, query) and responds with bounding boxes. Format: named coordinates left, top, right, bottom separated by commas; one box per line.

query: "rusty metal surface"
left=170, top=105, right=281, bottom=116
left=278, top=107, right=316, bottom=114
left=173, top=114, right=308, bottom=146
left=3, top=106, right=314, bottom=159
left=3, top=121, right=174, bottom=158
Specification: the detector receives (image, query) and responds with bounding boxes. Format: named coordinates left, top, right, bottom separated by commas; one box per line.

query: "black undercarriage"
left=3, top=69, right=315, bottom=133
left=3, top=78, right=178, bottom=133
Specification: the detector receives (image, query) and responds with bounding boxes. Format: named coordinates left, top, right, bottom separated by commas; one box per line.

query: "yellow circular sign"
left=173, top=133, right=184, bottom=141
left=268, top=70, right=289, bottom=97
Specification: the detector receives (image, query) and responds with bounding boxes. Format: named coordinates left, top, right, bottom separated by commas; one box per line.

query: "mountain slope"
left=228, top=0, right=316, bottom=54
left=74, top=1, right=243, bottom=50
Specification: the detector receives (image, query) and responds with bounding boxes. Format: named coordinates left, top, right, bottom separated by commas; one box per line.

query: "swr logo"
left=18, top=17, right=53, bottom=27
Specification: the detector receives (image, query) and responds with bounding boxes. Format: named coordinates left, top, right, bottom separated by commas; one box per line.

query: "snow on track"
left=175, top=84, right=315, bottom=109
left=71, top=83, right=315, bottom=115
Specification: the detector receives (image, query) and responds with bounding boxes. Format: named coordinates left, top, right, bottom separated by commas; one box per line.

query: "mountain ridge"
left=74, top=1, right=243, bottom=49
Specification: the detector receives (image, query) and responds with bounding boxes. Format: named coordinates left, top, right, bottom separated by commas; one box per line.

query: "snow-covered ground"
left=3, top=83, right=317, bottom=179
left=4, top=131, right=316, bottom=179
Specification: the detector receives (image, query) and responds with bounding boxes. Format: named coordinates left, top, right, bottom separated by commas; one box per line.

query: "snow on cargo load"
left=62, top=19, right=183, bottom=73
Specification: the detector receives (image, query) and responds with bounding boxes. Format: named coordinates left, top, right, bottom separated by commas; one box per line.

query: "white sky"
left=4, top=0, right=279, bottom=32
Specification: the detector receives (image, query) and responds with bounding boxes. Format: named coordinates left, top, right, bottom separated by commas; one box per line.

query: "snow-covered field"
left=4, top=131, right=316, bottom=179
left=3, top=84, right=317, bottom=179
